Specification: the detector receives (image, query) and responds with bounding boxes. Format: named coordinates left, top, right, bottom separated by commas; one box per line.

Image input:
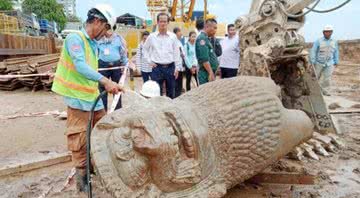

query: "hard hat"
left=93, top=4, right=116, bottom=28
left=323, top=25, right=333, bottom=31
left=140, top=80, right=160, bottom=98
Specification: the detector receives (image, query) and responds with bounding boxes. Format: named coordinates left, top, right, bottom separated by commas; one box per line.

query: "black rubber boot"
left=75, top=168, right=88, bottom=193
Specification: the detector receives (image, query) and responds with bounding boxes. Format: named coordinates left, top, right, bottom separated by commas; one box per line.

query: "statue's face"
left=108, top=108, right=211, bottom=193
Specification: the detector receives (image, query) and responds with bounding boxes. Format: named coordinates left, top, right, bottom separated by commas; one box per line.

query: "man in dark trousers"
left=174, top=27, right=186, bottom=97
left=196, top=18, right=219, bottom=85
left=97, top=25, right=128, bottom=111
left=143, top=13, right=182, bottom=99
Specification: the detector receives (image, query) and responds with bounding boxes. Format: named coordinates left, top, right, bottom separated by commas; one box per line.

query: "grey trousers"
left=315, top=64, right=335, bottom=94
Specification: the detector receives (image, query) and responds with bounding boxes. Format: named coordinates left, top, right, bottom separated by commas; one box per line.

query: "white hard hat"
left=323, top=25, right=333, bottom=31
left=93, top=4, right=116, bottom=28
left=140, top=80, right=160, bottom=98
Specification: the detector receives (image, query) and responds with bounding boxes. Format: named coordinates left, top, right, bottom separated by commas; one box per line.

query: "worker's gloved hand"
left=100, top=78, right=125, bottom=94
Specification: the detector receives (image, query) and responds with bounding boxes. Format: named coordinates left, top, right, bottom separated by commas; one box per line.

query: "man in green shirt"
left=196, top=18, right=219, bottom=85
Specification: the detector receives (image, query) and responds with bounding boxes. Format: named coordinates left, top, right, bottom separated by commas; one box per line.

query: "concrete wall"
left=307, top=39, right=360, bottom=64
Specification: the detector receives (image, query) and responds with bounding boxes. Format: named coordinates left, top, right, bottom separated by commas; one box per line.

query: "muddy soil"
left=0, top=63, right=359, bottom=198
left=0, top=89, right=67, bottom=167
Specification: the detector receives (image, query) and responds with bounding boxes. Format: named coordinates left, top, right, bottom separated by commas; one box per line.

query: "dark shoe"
left=76, top=168, right=88, bottom=193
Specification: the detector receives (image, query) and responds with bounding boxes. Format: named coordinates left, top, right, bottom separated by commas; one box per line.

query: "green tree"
left=22, top=0, right=67, bottom=30
left=0, top=0, right=13, bottom=11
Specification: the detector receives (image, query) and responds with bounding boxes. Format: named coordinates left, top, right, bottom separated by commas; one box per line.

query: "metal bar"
left=0, top=73, right=51, bottom=79
left=0, top=48, right=47, bottom=55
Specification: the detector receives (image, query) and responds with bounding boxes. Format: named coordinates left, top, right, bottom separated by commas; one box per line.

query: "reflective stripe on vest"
left=54, top=75, right=97, bottom=94
left=51, top=31, right=99, bottom=102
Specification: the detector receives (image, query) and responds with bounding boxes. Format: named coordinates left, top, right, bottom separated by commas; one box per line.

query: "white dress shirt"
left=219, top=36, right=240, bottom=69
left=143, top=31, right=182, bottom=70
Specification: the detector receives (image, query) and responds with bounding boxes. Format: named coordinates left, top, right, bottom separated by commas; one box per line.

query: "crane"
left=146, top=0, right=208, bottom=24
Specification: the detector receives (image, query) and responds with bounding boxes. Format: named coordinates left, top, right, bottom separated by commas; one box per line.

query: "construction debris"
left=0, top=54, right=59, bottom=91
left=57, top=168, right=76, bottom=193
left=0, top=110, right=65, bottom=120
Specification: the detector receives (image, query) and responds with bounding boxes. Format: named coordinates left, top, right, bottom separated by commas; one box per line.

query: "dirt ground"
left=0, top=89, right=67, bottom=168
left=0, top=63, right=359, bottom=198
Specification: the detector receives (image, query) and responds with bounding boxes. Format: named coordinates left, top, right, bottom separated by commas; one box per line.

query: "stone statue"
left=91, top=76, right=313, bottom=197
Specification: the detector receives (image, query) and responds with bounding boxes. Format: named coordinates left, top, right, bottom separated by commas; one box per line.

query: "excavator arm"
left=237, top=0, right=336, bottom=135
left=249, top=0, right=316, bottom=14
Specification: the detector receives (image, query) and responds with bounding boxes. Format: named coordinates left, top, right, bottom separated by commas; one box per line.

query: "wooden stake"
left=247, top=172, right=315, bottom=185
left=0, top=153, right=71, bottom=177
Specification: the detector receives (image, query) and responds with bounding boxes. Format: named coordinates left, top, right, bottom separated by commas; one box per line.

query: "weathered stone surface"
left=91, top=77, right=313, bottom=197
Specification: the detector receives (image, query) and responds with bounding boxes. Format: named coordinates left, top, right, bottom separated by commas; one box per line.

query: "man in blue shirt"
left=97, top=26, right=129, bottom=111
left=310, top=25, right=339, bottom=96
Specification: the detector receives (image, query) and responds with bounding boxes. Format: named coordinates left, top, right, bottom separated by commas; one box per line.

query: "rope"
left=98, top=66, right=126, bottom=71
left=0, top=67, right=126, bottom=79
left=306, top=0, right=351, bottom=13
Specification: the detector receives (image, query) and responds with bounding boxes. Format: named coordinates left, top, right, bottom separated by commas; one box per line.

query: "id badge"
left=104, top=48, right=110, bottom=55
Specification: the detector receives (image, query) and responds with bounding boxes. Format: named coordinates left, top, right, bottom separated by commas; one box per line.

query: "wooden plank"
left=247, top=172, right=315, bottom=185
left=330, top=109, right=360, bottom=114
left=338, top=63, right=360, bottom=67
left=0, top=34, right=56, bottom=56
left=0, top=35, right=4, bottom=48
left=0, top=153, right=71, bottom=177
left=227, top=184, right=292, bottom=198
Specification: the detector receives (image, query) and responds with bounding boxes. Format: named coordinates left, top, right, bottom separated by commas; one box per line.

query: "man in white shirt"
left=143, top=13, right=182, bottom=99
left=219, top=24, right=240, bottom=79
